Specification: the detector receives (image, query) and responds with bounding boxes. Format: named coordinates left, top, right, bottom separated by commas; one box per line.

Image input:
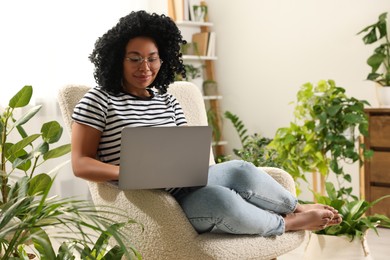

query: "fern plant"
left=224, top=111, right=280, bottom=167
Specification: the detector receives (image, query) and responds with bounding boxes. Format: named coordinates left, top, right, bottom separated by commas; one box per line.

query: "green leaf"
left=41, top=121, right=63, bottom=144
left=28, top=174, right=52, bottom=196
left=327, top=105, right=341, bottom=116
left=8, top=85, right=33, bottom=108
left=43, top=144, right=71, bottom=160
left=34, top=142, right=49, bottom=158
left=14, top=157, right=32, bottom=172
left=325, top=182, right=337, bottom=200
left=348, top=200, right=366, bottom=219
left=16, top=125, right=28, bottom=139
left=344, top=113, right=363, bottom=124
left=55, top=242, right=76, bottom=260
left=14, top=105, right=42, bottom=127
left=362, top=27, right=378, bottom=44
left=101, top=245, right=125, bottom=260
left=7, top=134, right=40, bottom=156
left=367, top=53, right=386, bottom=72
left=31, top=228, right=56, bottom=260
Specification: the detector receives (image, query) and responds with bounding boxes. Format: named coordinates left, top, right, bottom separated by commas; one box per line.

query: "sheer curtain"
left=0, top=0, right=149, bottom=199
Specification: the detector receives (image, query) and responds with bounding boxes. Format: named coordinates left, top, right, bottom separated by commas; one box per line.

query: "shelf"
left=212, top=140, right=228, bottom=146
left=203, top=95, right=222, bottom=100
left=175, top=21, right=213, bottom=27
left=182, top=55, right=217, bottom=61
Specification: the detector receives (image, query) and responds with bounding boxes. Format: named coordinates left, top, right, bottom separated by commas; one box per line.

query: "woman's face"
left=122, top=37, right=162, bottom=97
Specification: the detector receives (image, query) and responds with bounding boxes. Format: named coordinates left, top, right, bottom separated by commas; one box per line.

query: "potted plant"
left=203, top=80, right=219, bottom=96
left=270, top=79, right=371, bottom=196
left=303, top=182, right=390, bottom=259
left=0, top=86, right=141, bottom=259
left=267, top=79, right=389, bottom=258
left=358, top=12, right=390, bottom=107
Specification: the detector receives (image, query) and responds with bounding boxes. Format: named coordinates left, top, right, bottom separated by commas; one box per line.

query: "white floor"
left=279, top=228, right=390, bottom=260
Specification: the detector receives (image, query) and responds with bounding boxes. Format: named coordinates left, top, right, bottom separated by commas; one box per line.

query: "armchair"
left=57, top=81, right=305, bottom=259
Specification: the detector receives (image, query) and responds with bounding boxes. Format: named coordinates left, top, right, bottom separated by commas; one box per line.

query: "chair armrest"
left=259, top=167, right=296, bottom=195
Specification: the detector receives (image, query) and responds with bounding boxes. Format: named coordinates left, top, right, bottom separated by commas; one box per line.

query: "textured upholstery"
left=57, top=81, right=305, bottom=259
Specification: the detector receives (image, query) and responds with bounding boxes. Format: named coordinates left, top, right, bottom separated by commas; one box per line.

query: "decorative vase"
left=303, top=233, right=372, bottom=260
left=376, top=85, right=390, bottom=107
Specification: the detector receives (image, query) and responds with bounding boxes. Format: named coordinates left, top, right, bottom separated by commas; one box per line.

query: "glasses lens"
left=147, top=57, right=162, bottom=69
left=126, top=56, right=162, bottom=70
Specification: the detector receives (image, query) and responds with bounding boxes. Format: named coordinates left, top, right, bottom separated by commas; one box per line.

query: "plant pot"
left=303, top=233, right=372, bottom=260
left=181, top=42, right=198, bottom=56
left=376, top=85, right=390, bottom=107
left=203, top=81, right=218, bottom=96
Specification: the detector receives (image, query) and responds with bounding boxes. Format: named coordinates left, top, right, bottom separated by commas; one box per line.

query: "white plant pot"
left=303, top=233, right=372, bottom=260
left=376, top=85, right=390, bottom=107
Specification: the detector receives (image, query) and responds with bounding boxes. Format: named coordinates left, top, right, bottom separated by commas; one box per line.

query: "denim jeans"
left=177, top=160, right=298, bottom=236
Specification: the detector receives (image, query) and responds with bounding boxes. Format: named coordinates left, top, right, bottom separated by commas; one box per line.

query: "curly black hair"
left=89, top=10, right=186, bottom=94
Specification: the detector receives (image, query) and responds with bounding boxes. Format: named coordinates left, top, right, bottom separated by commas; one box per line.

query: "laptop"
left=118, top=126, right=212, bottom=190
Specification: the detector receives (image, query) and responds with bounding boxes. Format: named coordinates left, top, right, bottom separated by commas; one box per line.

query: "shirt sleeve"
left=169, top=95, right=188, bottom=126
left=71, top=87, right=108, bottom=132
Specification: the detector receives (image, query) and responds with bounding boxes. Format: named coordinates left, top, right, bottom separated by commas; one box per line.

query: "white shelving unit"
left=175, top=19, right=226, bottom=157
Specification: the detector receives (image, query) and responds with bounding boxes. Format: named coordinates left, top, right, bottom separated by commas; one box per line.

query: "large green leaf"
left=8, top=85, right=33, bottom=108
left=28, top=174, right=52, bottom=196
left=43, top=144, right=71, bottom=160
left=41, top=121, right=63, bottom=144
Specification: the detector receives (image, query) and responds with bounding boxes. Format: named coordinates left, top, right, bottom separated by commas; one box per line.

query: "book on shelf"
left=191, top=31, right=216, bottom=57
left=192, top=32, right=209, bottom=56
left=206, top=32, right=216, bottom=57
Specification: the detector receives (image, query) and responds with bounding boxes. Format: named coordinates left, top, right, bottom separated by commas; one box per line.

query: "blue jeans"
left=177, top=160, right=298, bottom=236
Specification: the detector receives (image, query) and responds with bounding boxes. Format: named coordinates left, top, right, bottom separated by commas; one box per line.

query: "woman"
left=71, top=10, right=341, bottom=236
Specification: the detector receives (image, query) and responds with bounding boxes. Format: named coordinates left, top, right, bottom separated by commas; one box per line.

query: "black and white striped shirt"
left=72, top=87, right=188, bottom=194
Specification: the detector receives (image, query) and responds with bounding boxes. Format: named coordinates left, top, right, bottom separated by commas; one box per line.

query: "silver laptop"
left=118, top=126, right=212, bottom=190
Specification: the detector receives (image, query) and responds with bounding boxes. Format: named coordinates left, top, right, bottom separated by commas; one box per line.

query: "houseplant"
left=303, top=182, right=390, bottom=259
left=270, top=79, right=371, bottom=198
left=0, top=85, right=141, bottom=259
left=224, top=111, right=280, bottom=167
left=267, top=79, right=389, bottom=258
left=358, top=12, right=390, bottom=107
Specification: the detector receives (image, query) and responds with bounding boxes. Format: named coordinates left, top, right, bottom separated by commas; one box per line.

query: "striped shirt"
left=72, top=86, right=188, bottom=194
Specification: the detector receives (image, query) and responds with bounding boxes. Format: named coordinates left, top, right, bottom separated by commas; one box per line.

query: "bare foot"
left=295, top=203, right=342, bottom=225
left=328, top=215, right=343, bottom=226
left=295, top=203, right=336, bottom=213
left=284, top=209, right=334, bottom=231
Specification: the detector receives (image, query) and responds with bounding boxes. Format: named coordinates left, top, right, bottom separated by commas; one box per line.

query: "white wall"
left=0, top=0, right=148, bottom=199
left=205, top=0, right=390, bottom=200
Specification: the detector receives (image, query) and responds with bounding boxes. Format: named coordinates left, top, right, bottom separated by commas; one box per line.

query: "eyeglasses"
left=124, top=56, right=163, bottom=70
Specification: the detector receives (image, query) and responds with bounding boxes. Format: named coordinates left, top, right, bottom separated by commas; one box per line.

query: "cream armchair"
left=57, top=81, right=305, bottom=260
